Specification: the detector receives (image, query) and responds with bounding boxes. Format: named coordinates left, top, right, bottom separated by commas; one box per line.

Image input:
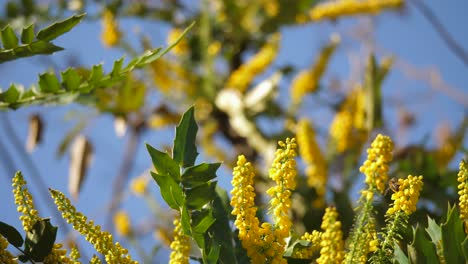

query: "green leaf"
left=211, top=187, right=237, bottom=263
left=0, top=221, right=24, bottom=247
left=426, top=217, right=442, bottom=248
left=21, top=24, right=35, bottom=44
left=462, top=236, right=468, bottom=261
left=61, top=68, right=82, bottom=91
left=441, top=204, right=465, bottom=264
left=411, top=225, right=439, bottom=264
left=0, top=84, right=21, bottom=103
left=180, top=206, right=191, bottom=235
left=283, top=239, right=312, bottom=257
left=88, top=64, right=104, bottom=85
left=1, top=25, right=19, bottom=49
left=36, top=13, right=85, bottom=42
left=186, top=181, right=217, bottom=210
left=205, top=243, right=221, bottom=264
left=146, top=144, right=180, bottom=182
left=24, top=219, right=57, bottom=261
left=394, top=244, right=410, bottom=264
left=38, top=72, right=60, bottom=93
left=111, top=57, right=125, bottom=77
left=192, top=209, right=216, bottom=234
left=150, top=172, right=184, bottom=210
left=182, top=162, right=220, bottom=188
left=173, top=106, right=199, bottom=168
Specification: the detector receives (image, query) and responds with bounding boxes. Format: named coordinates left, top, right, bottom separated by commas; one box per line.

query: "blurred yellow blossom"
left=167, top=28, right=189, bottom=55
left=309, top=0, right=404, bottom=21
left=293, top=230, right=322, bottom=259
left=101, top=10, right=121, bottom=47
left=0, top=235, right=16, bottom=264
left=114, top=210, right=132, bottom=237
left=130, top=175, right=149, bottom=196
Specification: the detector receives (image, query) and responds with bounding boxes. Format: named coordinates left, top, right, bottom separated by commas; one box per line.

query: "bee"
left=384, top=177, right=400, bottom=196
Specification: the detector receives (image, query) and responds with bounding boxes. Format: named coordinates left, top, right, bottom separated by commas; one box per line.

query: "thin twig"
left=410, top=0, right=468, bottom=68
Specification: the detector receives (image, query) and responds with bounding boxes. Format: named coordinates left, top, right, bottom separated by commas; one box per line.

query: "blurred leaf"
left=146, top=144, right=180, bottom=182
left=211, top=187, right=237, bottom=263
left=69, top=136, right=93, bottom=200
left=151, top=172, right=184, bottom=210
left=26, top=114, right=43, bottom=153
left=173, top=106, right=199, bottom=168
left=0, top=220, right=24, bottom=247
left=61, top=68, right=82, bottom=91
left=182, top=162, right=220, bottom=188
left=206, top=243, right=221, bottom=264
left=186, top=181, right=217, bottom=210
left=56, top=119, right=87, bottom=158
left=410, top=225, right=438, bottom=264
left=36, top=13, right=85, bottom=41
left=394, top=244, right=410, bottom=264
left=441, top=204, right=465, bottom=263
left=1, top=25, right=19, bottom=49
left=21, top=24, right=34, bottom=44
left=0, top=84, right=21, bottom=103
left=38, top=72, right=60, bottom=93
left=24, top=219, right=57, bottom=261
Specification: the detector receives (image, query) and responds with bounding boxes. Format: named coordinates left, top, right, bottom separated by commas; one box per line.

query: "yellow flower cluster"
left=317, top=207, right=344, bottom=264
left=296, top=119, right=328, bottom=207
left=167, top=28, right=189, bottom=55
left=329, top=87, right=368, bottom=153
left=90, top=255, right=102, bottom=264
left=70, top=247, right=81, bottom=262
left=293, top=231, right=322, bottom=259
left=458, top=160, right=468, bottom=222
left=169, top=218, right=191, bottom=264
left=359, top=134, right=393, bottom=194
left=49, top=189, right=137, bottom=264
left=344, top=222, right=377, bottom=264
left=309, top=0, right=404, bottom=21
left=43, top=243, right=73, bottom=263
left=130, top=175, right=148, bottom=196
left=114, top=210, right=132, bottom=237
left=225, top=33, right=281, bottom=93
left=12, top=172, right=39, bottom=232
left=387, top=175, right=424, bottom=215
left=290, top=35, right=339, bottom=105
left=0, top=235, right=17, bottom=264
left=101, top=10, right=121, bottom=47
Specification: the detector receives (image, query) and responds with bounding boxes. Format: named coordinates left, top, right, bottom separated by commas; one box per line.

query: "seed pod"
left=26, top=114, right=43, bottom=153
left=69, top=135, right=93, bottom=200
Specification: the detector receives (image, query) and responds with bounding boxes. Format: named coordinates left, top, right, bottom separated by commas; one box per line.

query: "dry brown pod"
left=69, top=135, right=93, bottom=200
left=26, top=114, right=43, bottom=153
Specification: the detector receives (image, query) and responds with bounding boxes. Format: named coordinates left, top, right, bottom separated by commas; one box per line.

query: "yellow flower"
left=167, top=28, right=189, bottom=55
left=49, top=189, right=137, bottom=264
left=130, top=176, right=148, bottom=196
left=458, top=160, right=468, bottom=223
left=317, top=207, right=345, bottom=264
left=169, top=217, right=191, bottom=264
left=69, top=247, right=81, bottom=262
left=262, top=0, right=279, bottom=17
left=225, top=33, right=280, bottom=93
left=43, top=243, right=73, bottom=264
left=309, top=0, right=404, bottom=21
left=101, top=10, right=121, bottom=47
left=12, top=172, right=39, bottom=232
left=114, top=210, right=132, bottom=237
left=0, top=235, right=17, bottom=264
left=296, top=119, right=328, bottom=207
left=290, top=35, right=339, bottom=105
left=359, top=134, right=393, bottom=194
left=387, top=175, right=424, bottom=215
left=293, top=230, right=322, bottom=259
left=90, top=255, right=102, bottom=264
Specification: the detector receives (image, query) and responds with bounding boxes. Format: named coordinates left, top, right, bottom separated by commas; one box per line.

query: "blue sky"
left=0, top=1, right=467, bottom=262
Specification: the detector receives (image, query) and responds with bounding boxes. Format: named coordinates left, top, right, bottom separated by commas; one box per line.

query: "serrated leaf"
left=411, top=225, right=438, bottom=264
left=0, top=84, right=20, bottom=103
left=21, top=24, right=35, bottom=44
left=182, top=162, right=220, bottom=188
left=426, top=217, right=442, bottom=247
left=1, top=25, right=19, bottom=49
left=36, top=13, right=85, bottom=42
left=146, top=143, right=180, bottom=182
left=186, top=181, right=217, bottom=210
left=38, top=72, right=60, bottom=93
left=462, top=236, right=468, bottom=261
left=61, top=68, right=82, bottom=90
left=150, top=172, right=184, bottom=210
left=441, top=204, right=465, bottom=264
left=394, top=244, right=410, bottom=264
left=0, top=221, right=24, bottom=247
left=111, top=57, right=125, bottom=77
left=173, top=106, right=198, bottom=168
left=24, top=219, right=57, bottom=261
left=88, top=64, right=104, bottom=85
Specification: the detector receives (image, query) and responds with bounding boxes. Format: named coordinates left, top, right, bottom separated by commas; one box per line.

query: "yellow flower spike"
left=360, top=134, right=393, bottom=194
left=12, top=172, right=39, bottom=232
left=169, top=217, right=191, bottom=264
left=69, top=247, right=81, bottom=263
left=101, top=10, right=121, bottom=47
left=90, top=255, right=102, bottom=264
left=387, top=175, right=424, bottom=215
left=458, top=160, right=468, bottom=224
left=296, top=119, right=328, bottom=207
left=317, top=207, right=345, bottom=264
left=290, top=35, right=339, bottom=105
left=225, top=33, right=281, bottom=93
left=309, top=0, right=404, bottom=22
left=130, top=175, right=148, bottom=196
left=293, top=230, right=322, bottom=259
left=114, top=210, right=132, bottom=237
left=43, top=243, right=73, bottom=263
left=49, top=189, right=137, bottom=264
left=0, top=235, right=17, bottom=264
left=167, top=28, right=189, bottom=55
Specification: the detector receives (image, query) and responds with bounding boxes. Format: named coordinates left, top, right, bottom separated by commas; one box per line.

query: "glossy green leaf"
left=283, top=239, right=312, bottom=257
left=150, top=172, right=184, bottom=210
left=192, top=210, right=216, bottom=234
left=1, top=25, right=19, bottom=49
left=0, top=220, right=24, bottom=247
left=24, top=219, right=57, bottom=261
left=61, top=68, right=82, bottom=90
left=186, top=181, right=217, bottom=210
left=21, top=24, right=35, bottom=44
left=38, top=72, right=60, bottom=93
left=182, top=162, right=220, bottom=188
left=441, top=204, right=465, bottom=264
left=36, top=13, right=85, bottom=42
left=146, top=144, right=180, bottom=182
left=0, top=84, right=21, bottom=103
left=173, top=106, right=199, bottom=168
left=180, top=206, right=191, bottom=235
